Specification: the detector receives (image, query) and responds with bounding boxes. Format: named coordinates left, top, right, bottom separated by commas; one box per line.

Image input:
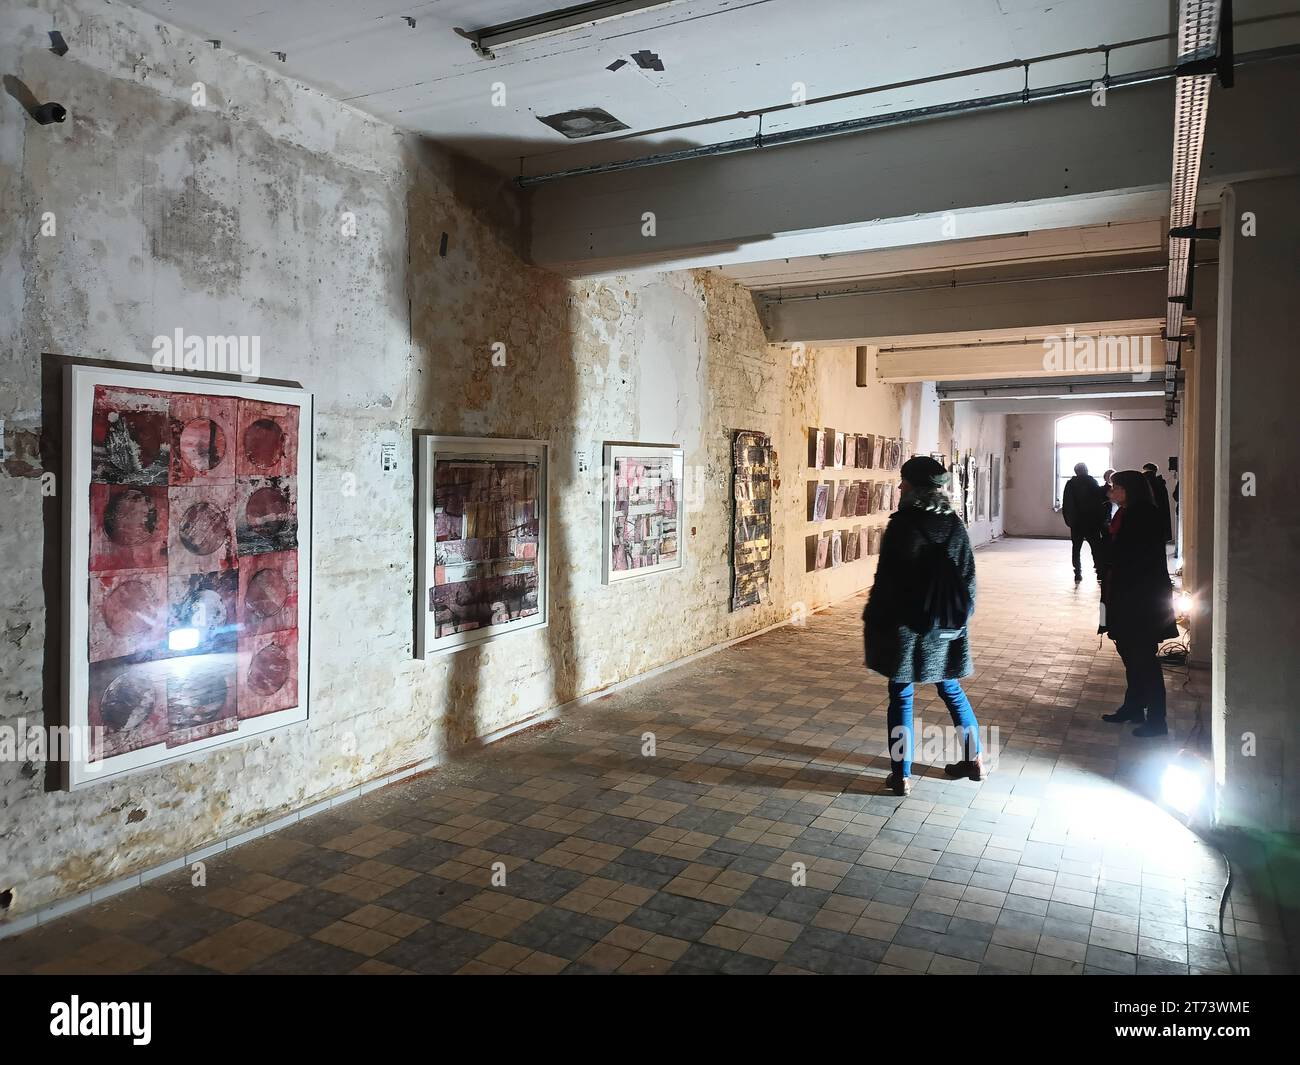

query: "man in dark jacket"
left=864, top=457, right=984, bottom=796
left=1142, top=462, right=1174, bottom=544
left=1061, top=462, right=1106, bottom=582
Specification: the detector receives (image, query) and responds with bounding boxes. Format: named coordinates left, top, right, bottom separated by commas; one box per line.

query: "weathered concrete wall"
left=1211, top=178, right=1300, bottom=833
left=0, top=0, right=908, bottom=916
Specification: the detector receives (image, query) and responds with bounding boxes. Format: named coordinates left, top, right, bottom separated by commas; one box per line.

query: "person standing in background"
left=1061, top=462, right=1107, bottom=582
left=1143, top=462, right=1174, bottom=544
left=1100, top=470, right=1179, bottom=737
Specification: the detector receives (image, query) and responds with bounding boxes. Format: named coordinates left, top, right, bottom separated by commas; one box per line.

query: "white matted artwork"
left=64, top=364, right=313, bottom=789
left=417, top=435, right=548, bottom=657
left=602, top=442, right=684, bottom=584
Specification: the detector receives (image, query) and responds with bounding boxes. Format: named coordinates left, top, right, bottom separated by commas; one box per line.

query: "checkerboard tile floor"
left=2, top=539, right=1293, bottom=975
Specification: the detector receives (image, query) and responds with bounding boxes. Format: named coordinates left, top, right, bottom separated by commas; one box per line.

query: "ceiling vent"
left=537, top=108, right=630, bottom=139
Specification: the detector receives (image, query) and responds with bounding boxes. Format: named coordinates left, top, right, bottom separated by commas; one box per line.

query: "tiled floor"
left=3, top=538, right=1294, bottom=975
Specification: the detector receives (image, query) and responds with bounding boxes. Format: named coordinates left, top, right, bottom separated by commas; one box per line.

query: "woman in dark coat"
left=864, top=457, right=984, bottom=796
left=1099, top=469, right=1179, bottom=737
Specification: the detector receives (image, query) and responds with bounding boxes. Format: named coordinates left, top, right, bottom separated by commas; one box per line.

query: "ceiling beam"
left=527, top=57, right=1300, bottom=276
left=764, top=269, right=1213, bottom=344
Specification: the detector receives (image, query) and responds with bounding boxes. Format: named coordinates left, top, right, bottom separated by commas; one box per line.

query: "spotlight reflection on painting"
left=168, top=627, right=200, bottom=652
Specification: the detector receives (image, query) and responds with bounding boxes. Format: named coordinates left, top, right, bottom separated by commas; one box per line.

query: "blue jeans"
left=887, top=679, right=981, bottom=778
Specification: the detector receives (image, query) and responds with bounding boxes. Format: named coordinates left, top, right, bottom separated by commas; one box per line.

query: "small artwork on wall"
left=992, top=456, right=1002, bottom=519
left=417, top=436, right=548, bottom=657
left=602, top=443, right=683, bottom=584
left=833, top=431, right=846, bottom=469
left=830, top=529, right=843, bottom=568
left=808, top=426, right=826, bottom=470
left=65, top=365, right=312, bottom=789
left=858, top=434, right=874, bottom=469
left=731, top=429, right=772, bottom=610
left=856, top=480, right=872, bottom=516
left=964, top=452, right=976, bottom=525
left=809, top=480, right=830, bottom=521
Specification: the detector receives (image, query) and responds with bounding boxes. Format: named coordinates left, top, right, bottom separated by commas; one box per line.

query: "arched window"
left=1054, top=413, right=1112, bottom=506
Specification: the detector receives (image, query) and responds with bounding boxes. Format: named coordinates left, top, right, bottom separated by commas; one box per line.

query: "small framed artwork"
left=602, top=442, right=683, bottom=584
left=64, top=364, right=313, bottom=789
left=417, top=435, right=548, bottom=657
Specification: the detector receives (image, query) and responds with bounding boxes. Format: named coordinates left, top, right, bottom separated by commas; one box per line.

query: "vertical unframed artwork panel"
left=731, top=430, right=772, bottom=610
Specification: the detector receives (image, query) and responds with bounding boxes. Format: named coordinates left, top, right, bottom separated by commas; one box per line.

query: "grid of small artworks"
left=804, top=427, right=911, bottom=573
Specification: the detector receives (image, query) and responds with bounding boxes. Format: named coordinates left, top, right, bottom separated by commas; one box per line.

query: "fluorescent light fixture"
left=455, top=0, right=680, bottom=59
left=168, top=627, right=201, bottom=652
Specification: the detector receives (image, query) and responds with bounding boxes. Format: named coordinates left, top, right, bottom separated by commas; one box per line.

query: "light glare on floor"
left=1161, top=761, right=1205, bottom=816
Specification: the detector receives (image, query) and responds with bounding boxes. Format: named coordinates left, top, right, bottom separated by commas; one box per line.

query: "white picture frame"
left=417, top=435, right=549, bottom=658
left=601, top=442, right=684, bottom=585
left=64, top=364, right=313, bottom=790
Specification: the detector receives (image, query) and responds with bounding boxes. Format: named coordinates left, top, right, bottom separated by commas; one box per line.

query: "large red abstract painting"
left=68, top=368, right=311, bottom=787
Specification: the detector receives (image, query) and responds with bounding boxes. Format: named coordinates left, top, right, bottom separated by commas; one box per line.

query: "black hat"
left=900, top=455, right=947, bottom=489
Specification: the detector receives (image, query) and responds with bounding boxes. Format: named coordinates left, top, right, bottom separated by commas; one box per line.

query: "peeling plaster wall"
left=0, top=0, right=905, bottom=916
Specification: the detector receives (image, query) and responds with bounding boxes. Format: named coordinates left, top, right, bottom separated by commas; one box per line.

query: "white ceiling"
left=128, top=0, right=1182, bottom=175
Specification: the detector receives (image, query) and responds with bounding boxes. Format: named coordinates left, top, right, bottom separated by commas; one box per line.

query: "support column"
left=1183, top=321, right=1216, bottom=667
left=1211, top=177, right=1300, bottom=831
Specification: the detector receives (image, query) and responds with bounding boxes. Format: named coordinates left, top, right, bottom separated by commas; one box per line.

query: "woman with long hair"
left=864, top=456, right=984, bottom=796
left=1099, top=469, right=1179, bottom=737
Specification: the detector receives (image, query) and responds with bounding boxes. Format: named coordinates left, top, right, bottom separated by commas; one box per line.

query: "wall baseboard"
left=1, top=585, right=873, bottom=939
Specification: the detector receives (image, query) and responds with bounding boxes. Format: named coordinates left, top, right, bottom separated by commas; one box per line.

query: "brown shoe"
left=885, top=771, right=912, bottom=797
left=944, top=754, right=988, bottom=781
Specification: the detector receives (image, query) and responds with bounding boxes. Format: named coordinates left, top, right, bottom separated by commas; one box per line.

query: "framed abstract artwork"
left=601, top=442, right=683, bottom=584
left=730, top=429, right=772, bottom=610
left=64, top=364, right=312, bottom=789
left=417, top=436, right=548, bottom=657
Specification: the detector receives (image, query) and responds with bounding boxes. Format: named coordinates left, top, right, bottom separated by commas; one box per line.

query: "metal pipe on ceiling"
left=761, top=262, right=1219, bottom=306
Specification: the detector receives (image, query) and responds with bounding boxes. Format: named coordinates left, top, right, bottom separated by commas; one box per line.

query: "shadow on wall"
left=403, top=149, right=582, bottom=754
left=406, top=134, right=765, bottom=275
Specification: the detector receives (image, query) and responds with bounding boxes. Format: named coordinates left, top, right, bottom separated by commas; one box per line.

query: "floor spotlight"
left=1161, top=749, right=1209, bottom=819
